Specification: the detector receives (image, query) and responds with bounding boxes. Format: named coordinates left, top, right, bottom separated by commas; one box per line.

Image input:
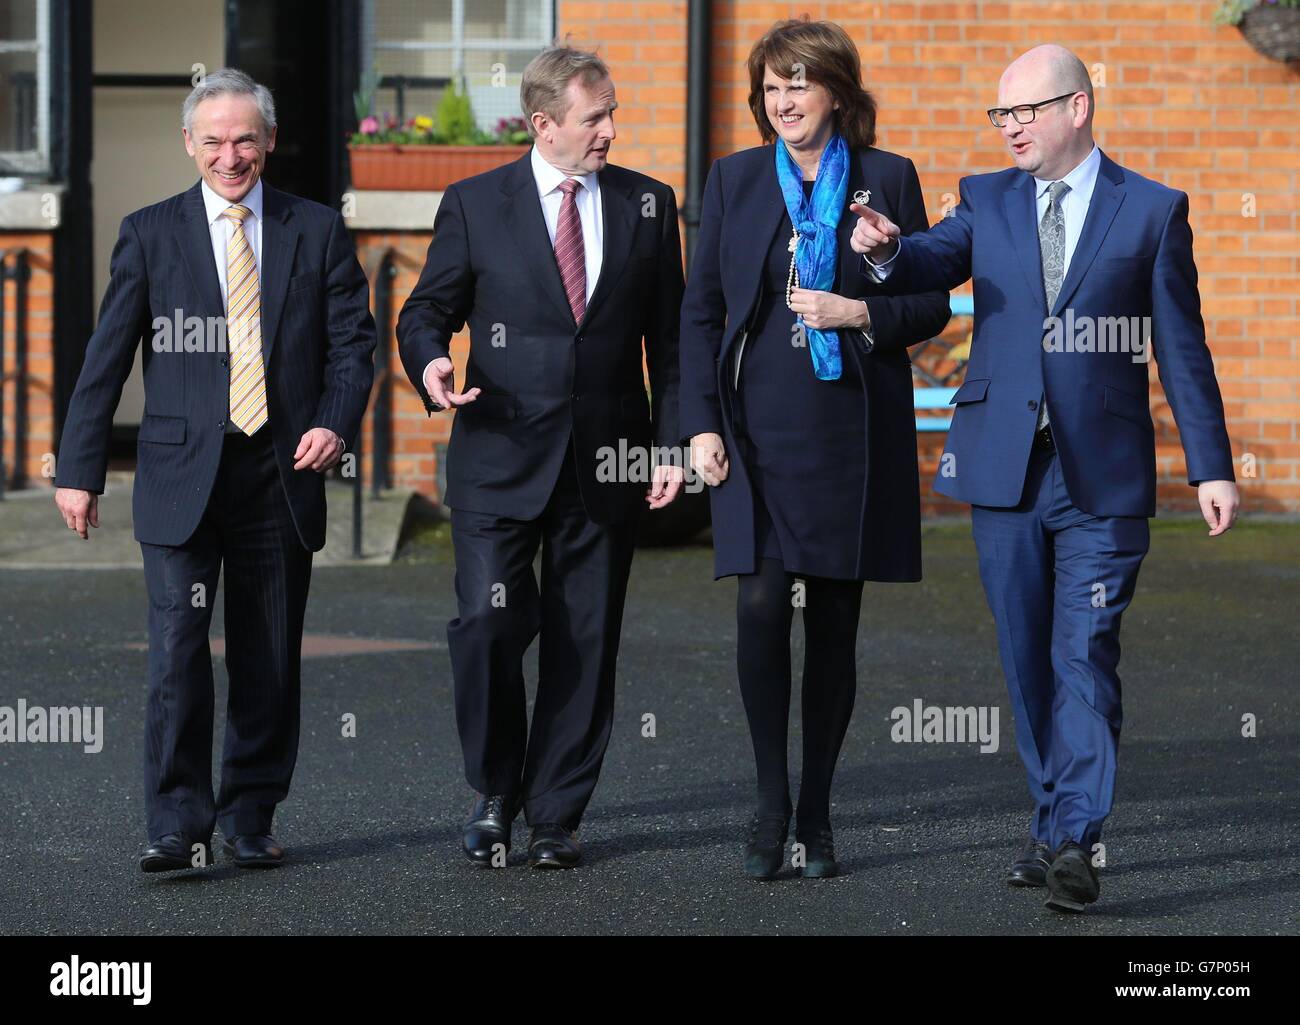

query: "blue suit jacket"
left=875, top=150, right=1234, bottom=517
left=55, top=182, right=377, bottom=550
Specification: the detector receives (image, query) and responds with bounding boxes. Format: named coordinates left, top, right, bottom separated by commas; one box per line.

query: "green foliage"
left=436, top=81, right=482, bottom=145
left=353, top=68, right=379, bottom=125
left=1215, top=0, right=1300, bottom=27
left=350, top=85, right=530, bottom=147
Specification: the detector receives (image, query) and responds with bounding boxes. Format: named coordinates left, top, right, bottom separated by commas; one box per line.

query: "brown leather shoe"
left=222, top=833, right=285, bottom=868
left=527, top=823, right=581, bottom=869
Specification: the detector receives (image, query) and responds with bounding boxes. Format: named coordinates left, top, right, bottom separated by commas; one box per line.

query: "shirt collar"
left=530, top=145, right=596, bottom=199
left=201, top=178, right=264, bottom=227
left=1035, top=144, right=1100, bottom=200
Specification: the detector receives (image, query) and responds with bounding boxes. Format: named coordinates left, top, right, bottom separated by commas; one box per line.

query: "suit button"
left=217, top=419, right=225, bottom=430
left=572, top=393, right=581, bottom=402
left=575, top=334, right=584, bottom=344
left=1027, top=400, right=1038, bottom=411
left=219, top=357, right=228, bottom=367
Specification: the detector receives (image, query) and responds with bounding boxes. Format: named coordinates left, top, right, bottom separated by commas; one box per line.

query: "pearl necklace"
left=786, top=188, right=871, bottom=309
left=785, top=227, right=800, bottom=308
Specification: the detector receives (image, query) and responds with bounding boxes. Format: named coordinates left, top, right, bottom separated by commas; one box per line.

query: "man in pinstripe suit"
left=53, top=70, right=376, bottom=873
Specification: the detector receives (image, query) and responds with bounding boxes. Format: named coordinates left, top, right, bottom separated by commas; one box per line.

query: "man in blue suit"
left=53, top=69, right=376, bottom=873
left=851, top=45, right=1239, bottom=912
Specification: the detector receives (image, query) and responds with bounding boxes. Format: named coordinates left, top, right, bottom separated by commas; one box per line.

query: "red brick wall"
left=1, top=234, right=55, bottom=490
left=352, top=234, right=446, bottom=497
left=365, top=0, right=1300, bottom=515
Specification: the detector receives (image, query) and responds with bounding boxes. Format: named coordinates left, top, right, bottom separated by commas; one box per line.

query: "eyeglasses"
left=986, top=92, right=1079, bottom=128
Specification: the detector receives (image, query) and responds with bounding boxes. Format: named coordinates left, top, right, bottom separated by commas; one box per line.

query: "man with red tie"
left=398, top=47, right=684, bottom=869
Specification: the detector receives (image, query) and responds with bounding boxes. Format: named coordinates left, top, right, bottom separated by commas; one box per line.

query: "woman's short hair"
left=746, top=18, right=877, bottom=149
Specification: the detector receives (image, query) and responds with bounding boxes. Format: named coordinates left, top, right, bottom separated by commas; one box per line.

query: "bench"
left=914, top=294, right=973, bottom=432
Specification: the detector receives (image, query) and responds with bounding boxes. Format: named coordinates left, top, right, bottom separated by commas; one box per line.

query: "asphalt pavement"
left=1, top=520, right=1296, bottom=935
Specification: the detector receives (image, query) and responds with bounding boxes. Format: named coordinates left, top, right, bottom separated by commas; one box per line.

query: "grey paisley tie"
left=1037, top=180, right=1070, bottom=430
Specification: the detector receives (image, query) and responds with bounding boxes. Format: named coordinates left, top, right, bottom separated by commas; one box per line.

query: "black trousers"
left=447, top=441, right=637, bottom=829
left=139, top=428, right=312, bottom=842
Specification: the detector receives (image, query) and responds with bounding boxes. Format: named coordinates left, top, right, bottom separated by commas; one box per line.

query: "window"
left=0, top=0, right=48, bottom=175
left=361, top=0, right=554, bottom=130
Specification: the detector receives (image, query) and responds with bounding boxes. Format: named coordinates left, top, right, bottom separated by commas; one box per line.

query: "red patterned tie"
left=554, top=178, right=586, bottom=323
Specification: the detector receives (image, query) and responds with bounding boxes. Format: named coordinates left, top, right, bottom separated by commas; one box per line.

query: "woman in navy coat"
left=679, top=18, right=950, bottom=879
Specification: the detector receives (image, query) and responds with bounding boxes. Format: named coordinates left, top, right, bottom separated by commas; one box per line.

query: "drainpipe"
left=684, top=0, right=711, bottom=271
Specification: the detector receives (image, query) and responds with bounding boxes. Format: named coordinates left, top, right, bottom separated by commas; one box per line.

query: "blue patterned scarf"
left=774, top=131, right=849, bottom=380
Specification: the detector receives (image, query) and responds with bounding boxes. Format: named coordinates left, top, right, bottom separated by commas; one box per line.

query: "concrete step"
left=0, top=472, right=426, bottom=568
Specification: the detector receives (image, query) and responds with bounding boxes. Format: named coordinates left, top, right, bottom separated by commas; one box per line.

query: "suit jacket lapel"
left=258, top=184, right=300, bottom=365
left=1049, top=152, right=1126, bottom=318
left=730, top=152, right=789, bottom=347
left=500, top=153, right=575, bottom=326
left=835, top=150, right=870, bottom=294
left=1004, top=172, right=1046, bottom=310
left=176, top=183, right=224, bottom=321
left=580, top=169, right=637, bottom=328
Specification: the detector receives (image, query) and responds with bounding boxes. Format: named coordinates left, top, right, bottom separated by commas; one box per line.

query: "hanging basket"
left=1238, top=5, right=1300, bottom=63
left=348, top=144, right=530, bottom=191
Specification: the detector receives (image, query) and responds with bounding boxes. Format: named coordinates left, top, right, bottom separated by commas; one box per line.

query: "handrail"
left=350, top=247, right=400, bottom=559
left=0, top=248, right=31, bottom=499
left=371, top=251, right=396, bottom=497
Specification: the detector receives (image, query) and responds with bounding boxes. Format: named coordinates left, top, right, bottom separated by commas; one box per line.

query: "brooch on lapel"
left=853, top=188, right=871, bottom=208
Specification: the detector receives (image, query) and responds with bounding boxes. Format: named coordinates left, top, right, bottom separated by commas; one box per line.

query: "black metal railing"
left=377, top=75, right=452, bottom=126
left=0, top=248, right=32, bottom=500
left=346, top=248, right=400, bottom=558
left=371, top=251, right=396, bottom=497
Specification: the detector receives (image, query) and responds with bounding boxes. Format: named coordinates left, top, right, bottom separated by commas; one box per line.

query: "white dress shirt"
left=530, top=143, right=603, bottom=302
left=422, top=147, right=605, bottom=392
left=200, top=178, right=264, bottom=307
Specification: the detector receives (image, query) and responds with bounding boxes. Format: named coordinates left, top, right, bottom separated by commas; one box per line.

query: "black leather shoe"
left=221, top=833, right=285, bottom=868
left=796, top=826, right=838, bottom=879
left=1045, top=841, right=1100, bottom=912
left=1007, top=839, right=1053, bottom=888
left=140, top=832, right=209, bottom=873
left=463, top=793, right=518, bottom=866
left=527, top=823, right=581, bottom=869
left=744, top=814, right=789, bottom=880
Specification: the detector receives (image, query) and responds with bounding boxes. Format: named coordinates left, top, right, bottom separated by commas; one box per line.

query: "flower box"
left=348, top=144, right=531, bottom=192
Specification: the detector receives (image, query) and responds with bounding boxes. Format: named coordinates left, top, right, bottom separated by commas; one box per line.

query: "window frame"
left=361, top=0, right=556, bottom=126
left=0, top=0, right=51, bottom=176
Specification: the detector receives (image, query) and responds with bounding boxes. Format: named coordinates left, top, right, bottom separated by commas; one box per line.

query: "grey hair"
left=181, top=68, right=277, bottom=136
left=519, top=45, right=610, bottom=138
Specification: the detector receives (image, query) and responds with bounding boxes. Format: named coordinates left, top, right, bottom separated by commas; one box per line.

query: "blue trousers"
left=971, top=446, right=1149, bottom=851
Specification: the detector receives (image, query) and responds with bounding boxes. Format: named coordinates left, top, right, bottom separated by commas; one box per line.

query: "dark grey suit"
left=56, top=181, right=376, bottom=842
left=397, top=153, right=682, bottom=828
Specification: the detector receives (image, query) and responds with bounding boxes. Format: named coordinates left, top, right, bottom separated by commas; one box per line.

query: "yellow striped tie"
left=223, top=204, right=268, bottom=435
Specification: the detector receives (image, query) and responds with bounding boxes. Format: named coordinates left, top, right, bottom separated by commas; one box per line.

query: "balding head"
left=1000, top=45, right=1093, bottom=119
left=994, top=45, right=1096, bottom=180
